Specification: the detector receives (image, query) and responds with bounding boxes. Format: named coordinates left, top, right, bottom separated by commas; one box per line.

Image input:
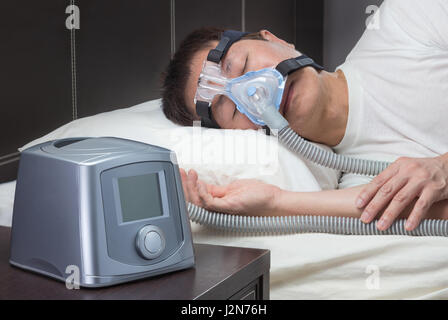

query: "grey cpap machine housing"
left=10, top=137, right=195, bottom=287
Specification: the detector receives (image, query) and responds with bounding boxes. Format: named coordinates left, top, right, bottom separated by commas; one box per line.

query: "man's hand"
left=356, top=154, right=448, bottom=231
left=180, top=169, right=281, bottom=216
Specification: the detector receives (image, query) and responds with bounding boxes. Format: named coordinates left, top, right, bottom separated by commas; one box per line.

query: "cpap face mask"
left=194, top=30, right=324, bottom=129
left=195, top=60, right=285, bottom=126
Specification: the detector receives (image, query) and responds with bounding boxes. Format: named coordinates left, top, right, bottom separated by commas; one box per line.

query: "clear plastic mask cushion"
left=196, top=60, right=286, bottom=126
left=227, top=68, right=285, bottom=125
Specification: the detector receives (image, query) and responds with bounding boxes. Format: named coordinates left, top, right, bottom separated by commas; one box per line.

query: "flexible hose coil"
left=278, top=127, right=390, bottom=176
left=188, top=203, right=448, bottom=237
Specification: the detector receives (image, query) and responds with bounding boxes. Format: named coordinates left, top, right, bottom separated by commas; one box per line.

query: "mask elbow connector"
left=258, top=103, right=288, bottom=132
left=246, top=85, right=289, bottom=131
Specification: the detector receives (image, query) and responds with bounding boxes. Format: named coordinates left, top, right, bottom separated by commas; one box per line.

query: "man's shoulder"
left=384, top=0, right=448, bottom=49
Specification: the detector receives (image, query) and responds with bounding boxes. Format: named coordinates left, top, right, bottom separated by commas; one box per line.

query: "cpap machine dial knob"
left=136, top=225, right=166, bottom=260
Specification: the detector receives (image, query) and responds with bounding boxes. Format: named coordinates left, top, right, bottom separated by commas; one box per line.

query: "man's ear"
left=259, top=29, right=295, bottom=49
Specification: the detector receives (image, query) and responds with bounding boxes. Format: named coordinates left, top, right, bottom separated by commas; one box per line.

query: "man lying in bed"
left=161, top=0, right=448, bottom=231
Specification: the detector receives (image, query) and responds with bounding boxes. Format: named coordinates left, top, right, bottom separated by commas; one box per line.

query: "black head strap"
left=207, top=30, right=250, bottom=63
left=196, top=30, right=249, bottom=128
left=276, top=54, right=324, bottom=77
left=196, top=101, right=220, bottom=129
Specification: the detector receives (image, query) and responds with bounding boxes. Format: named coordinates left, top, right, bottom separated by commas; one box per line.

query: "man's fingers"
left=376, top=184, right=420, bottom=230
left=360, top=177, right=407, bottom=223
left=405, top=190, right=437, bottom=231
left=180, top=169, right=190, bottom=202
left=185, top=170, right=232, bottom=212
left=207, top=184, right=228, bottom=198
left=186, top=169, right=201, bottom=205
left=197, top=181, right=233, bottom=213
left=356, top=163, right=399, bottom=209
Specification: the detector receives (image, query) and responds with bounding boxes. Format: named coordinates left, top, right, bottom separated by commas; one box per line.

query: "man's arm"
left=276, top=184, right=448, bottom=221
left=181, top=169, right=448, bottom=222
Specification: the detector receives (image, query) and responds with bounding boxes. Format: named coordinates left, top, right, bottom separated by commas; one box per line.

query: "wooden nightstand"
left=0, top=226, right=270, bottom=300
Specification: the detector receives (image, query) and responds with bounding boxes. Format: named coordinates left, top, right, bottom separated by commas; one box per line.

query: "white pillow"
left=20, top=99, right=340, bottom=192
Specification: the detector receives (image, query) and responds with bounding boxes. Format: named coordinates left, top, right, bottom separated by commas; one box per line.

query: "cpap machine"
left=10, top=137, right=194, bottom=287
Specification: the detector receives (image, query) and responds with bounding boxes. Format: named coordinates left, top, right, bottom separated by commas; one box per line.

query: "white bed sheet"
left=1, top=180, right=448, bottom=299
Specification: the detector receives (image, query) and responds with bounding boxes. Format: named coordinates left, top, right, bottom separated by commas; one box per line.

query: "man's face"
left=185, top=31, right=323, bottom=137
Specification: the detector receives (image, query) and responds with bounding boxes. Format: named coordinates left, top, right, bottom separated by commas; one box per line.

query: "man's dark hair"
left=161, top=27, right=264, bottom=126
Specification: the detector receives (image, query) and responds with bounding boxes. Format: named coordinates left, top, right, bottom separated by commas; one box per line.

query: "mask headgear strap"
left=196, top=30, right=249, bottom=129
left=275, top=54, right=324, bottom=77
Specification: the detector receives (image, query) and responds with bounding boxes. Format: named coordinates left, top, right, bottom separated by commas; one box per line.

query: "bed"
left=2, top=99, right=448, bottom=300
left=3, top=182, right=448, bottom=299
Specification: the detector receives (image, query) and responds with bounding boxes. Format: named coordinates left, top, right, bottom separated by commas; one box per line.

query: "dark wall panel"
left=246, top=0, right=295, bottom=43
left=323, top=0, right=383, bottom=70
left=76, top=0, right=171, bottom=118
left=175, top=0, right=242, bottom=49
left=0, top=157, right=19, bottom=183
left=0, top=1, right=72, bottom=155
left=296, top=0, right=324, bottom=65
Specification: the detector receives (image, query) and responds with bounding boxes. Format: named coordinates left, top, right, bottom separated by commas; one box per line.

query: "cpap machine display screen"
left=118, top=173, right=164, bottom=223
